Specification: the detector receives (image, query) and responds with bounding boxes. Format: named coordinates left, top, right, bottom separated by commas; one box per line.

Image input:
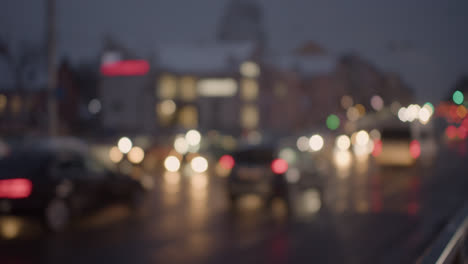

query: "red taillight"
left=271, top=159, right=288, bottom=174
left=458, top=127, right=467, bottom=140
left=409, top=140, right=421, bottom=159
left=0, top=178, right=33, bottom=199
left=219, top=155, right=235, bottom=170
left=372, top=139, right=383, bottom=157
left=446, top=126, right=457, bottom=139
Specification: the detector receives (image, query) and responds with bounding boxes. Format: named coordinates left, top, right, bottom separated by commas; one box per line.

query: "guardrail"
left=418, top=204, right=468, bottom=264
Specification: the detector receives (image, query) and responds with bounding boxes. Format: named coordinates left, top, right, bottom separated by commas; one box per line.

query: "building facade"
left=154, top=42, right=261, bottom=137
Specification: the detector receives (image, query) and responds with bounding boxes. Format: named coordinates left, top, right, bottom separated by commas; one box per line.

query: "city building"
left=264, top=42, right=340, bottom=134
left=154, top=42, right=260, bottom=137
left=98, top=40, right=155, bottom=135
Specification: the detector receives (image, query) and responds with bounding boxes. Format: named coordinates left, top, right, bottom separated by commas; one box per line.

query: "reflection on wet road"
left=1, top=144, right=467, bottom=264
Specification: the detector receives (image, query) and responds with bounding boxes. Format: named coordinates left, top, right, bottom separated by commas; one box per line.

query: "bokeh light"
left=398, top=107, right=408, bottom=122
left=370, top=129, right=381, bottom=140
left=335, top=135, right=351, bottom=151
left=240, top=61, right=260, bottom=78
left=118, top=137, right=133, bottom=154
left=418, top=107, right=431, bottom=124
left=309, top=134, right=324, bottom=152
left=164, top=156, right=181, bottom=172
left=370, top=95, right=384, bottom=111
left=191, top=156, right=208, bottom=173
left=219, top=155, right=235, bottom=170
left=406, top=104, right=420, bottom=122
left=446, top=126, right=457, bottom=139
left=356, top=130, right=369, bottom=146
left=456, top=105, right=467, bottom=119
left=302, top=189, right=321, bottom=214
left=423, top=102, right=434, bottom=115
left=128, top=146, right=145, bottom=164
left=409, top=140, right=421, bottom=159
left=372, top=140, right=383, bottom=157
left=453, top=91, right=464, bottom=105
left=109, top=146, right=123, bottom=163
left=390, top=101, right=401, bottom=114
left=347, top=107, right=360, bottom=121
left=174, top=136, right=189, bottom=155
left=88, top=99, right=102, bottom=114
left=326, top=114, right=340, bottom=130
left=158, top=99, right=176, bottom=116
left=0, top=218, right=21, bottom=239
left=185, top=129, right=202, bottom=146
left=355, top=104, right=366, bottom=116
left=271, top=158, right=288, bottom=174
left=279, top=148, right=297, bottom=164
left=286, top=168, right=301, bottom=183
left=458, top=127, right=467, bottom=140
left=296, top=136, right=310, bottom=152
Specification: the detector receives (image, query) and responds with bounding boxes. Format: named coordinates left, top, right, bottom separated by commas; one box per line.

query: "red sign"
left=101, top=60, right=150, bottom=76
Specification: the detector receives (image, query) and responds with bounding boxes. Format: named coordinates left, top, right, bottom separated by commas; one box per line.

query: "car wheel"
left=43, top=199, right=70, bottom=232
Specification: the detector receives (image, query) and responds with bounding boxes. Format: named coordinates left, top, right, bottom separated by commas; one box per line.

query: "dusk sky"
left=1, top=0, right=467, bottom=102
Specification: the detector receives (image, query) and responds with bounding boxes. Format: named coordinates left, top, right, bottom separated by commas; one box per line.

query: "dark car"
left=226, top=145, right=289, bottom=205
left=0, top=138, right=145, bottom=232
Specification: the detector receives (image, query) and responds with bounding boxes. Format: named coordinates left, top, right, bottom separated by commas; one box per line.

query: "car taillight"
left=271, top=158, right=288, bottom=174
left=219, top=155, right=235, bottom=170
left=0, top=178, right=33, bottom=199
left=409, top=140, right=421, bottom=159
left=372, top=139, right=383, bottom=157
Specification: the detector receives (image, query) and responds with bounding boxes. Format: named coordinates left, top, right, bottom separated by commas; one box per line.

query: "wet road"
left=1, top=143, right=468, bottom=264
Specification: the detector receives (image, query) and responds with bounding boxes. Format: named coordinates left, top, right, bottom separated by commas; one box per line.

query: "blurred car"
left=0, top=138, right=145, bottom=232
left=373, top=125, right=420, bottom=166
left=226, top=145, right=289, bottom=205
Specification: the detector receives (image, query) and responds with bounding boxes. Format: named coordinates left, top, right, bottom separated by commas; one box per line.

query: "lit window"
left=0, top=94, right=7, bottom=113
left=157, top=74, right=177, bottom=99
left=240, top=61, right=260, bottom=78
left=179, top=105, right=198, bottom=129
left=156, top=100, right=176, bottom=126
left=274, top=82, right=287, bottom=98
left=179, top=76, right=197, bottom=101
left=157, top=100, right=176, bottom=116
left=197, top=78, right=237, bottom=97
left=241, top=78, right=259, bottom=101
left=10, top=96, right=22, bottom=114
left=241, top=104, right=259, bottom=129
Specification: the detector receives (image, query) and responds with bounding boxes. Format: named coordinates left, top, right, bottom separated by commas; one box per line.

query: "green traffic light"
left=424, top=102, right=434, bottom=112
left=326, top=114, right=340, bottom=130
left=453, top=91, right=464, bottom=105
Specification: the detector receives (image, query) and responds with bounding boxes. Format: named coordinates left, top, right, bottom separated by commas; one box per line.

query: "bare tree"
left=0, top=36, right=45, bottom=91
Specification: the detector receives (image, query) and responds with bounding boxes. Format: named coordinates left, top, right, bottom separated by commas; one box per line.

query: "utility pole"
left=47, top=0, right=58, bottom=136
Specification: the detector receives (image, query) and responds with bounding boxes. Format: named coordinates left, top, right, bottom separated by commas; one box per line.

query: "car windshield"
left=0, top=152, right=46, bottom=178
left=381, top=129, right=411, bottom=140
left=234, top=148, right=274, bottom=165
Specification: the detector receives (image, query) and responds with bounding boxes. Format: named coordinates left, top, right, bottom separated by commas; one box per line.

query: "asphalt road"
left=1, top=141, right=467, bottom=264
